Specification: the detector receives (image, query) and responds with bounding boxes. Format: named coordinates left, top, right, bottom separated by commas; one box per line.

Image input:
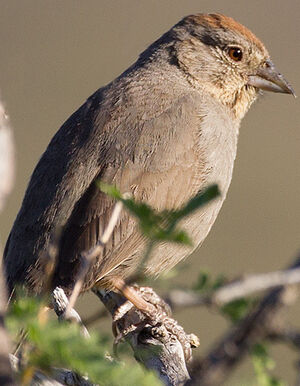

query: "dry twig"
left=0, top=101, right=14, bottom=213
left=52, top=287, right=90, bottom=338
left=94, top=286, right=199, bottom=386
left=167, top=266, right=300, bottom=309
left=0, top=99, right=16, bottom=385
left=188, top=256, right=300, bottom=386
left=65, top=199, right=124, bottom=317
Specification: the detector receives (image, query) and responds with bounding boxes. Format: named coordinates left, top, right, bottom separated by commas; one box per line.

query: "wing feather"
left=54, top=94, right=207, bottom=292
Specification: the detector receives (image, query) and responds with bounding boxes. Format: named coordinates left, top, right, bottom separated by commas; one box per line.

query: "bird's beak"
left=248, top=60, right=295, bottom=96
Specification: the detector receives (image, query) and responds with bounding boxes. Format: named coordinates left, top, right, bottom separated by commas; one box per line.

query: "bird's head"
left=171, top=13, right=295, bottom=119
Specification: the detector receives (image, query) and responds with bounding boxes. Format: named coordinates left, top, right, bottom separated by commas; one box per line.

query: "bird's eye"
left=227, top=47, right=243, bottom=62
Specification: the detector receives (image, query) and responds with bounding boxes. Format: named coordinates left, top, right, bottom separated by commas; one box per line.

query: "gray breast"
left=145, top=99, right=240, bottom=275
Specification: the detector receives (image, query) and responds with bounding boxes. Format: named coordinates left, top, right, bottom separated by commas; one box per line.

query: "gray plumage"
left=4, top=13, right=291, bottom=295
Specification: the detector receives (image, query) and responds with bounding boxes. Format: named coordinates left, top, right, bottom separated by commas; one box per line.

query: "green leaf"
left=221, top=298, right=253, bottom=323
left=193, top=271, right=210, bottom=292
left=251, top=343, right=286, bottom=386
left=97, top=181, right=123, bottom=200
left=211, top=274, right=226, bottom=290
left=97, top=182, right=219, bottom=248
left=174, top=184, right=220, bottom=220
left=193, top=271, right=226, bottom=293
left=7, top=295, right=161, bottom=386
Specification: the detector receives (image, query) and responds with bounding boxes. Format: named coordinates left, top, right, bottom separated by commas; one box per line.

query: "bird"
left=4, top=13, right=294, bottom=309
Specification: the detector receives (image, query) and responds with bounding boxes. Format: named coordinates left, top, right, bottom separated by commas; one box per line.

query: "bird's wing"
left=4, top=94, right=111, bottom=291
left=53, top=92, right=207, bottom=292
left=4, top=86, right=206, bottom=293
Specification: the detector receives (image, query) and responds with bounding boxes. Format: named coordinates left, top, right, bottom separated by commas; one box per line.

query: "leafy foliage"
left=192, top=272, right=288, bottom=383
left=7, top=295, right=161, bottom=385
left=4, top=183, right=290, bottom=385
left=193, top=270, right=256, bottom=323
left=6, top=184, right=220, bottom=384
left=221, top=298, right=255, bottom=323
left=98, top=182, right=219, bottom=245
left=251, top=344, right=285, bottom=386
left=193, top=270, right=226, bottom=292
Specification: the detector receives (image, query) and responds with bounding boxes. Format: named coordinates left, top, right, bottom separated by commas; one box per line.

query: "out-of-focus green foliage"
left=98, top=182, right=219, bottom=246
left=193, top=270, right=255, bottom=323
left=193, top=270, right=226, bottom=292
left=7, top=186, right=219, bottom=384
left=251, top=344, right=285, bottom=386
left=221, top=298, right=255, bottom=323
left=7, top=295, right=161, bottom=385
left=192, top=271, right=286, bottom=384
left=5, top=184, right=288, bottom=385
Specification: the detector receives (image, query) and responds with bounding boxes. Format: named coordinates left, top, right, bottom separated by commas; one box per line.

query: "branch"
left=0, top=101, right=14, bottom=213
left=50, top=181, right=201, bottom=385
left=212, top=267, right=300, bottom=304
left=188, top=256, right=300, bottom=386
left=10, top=354, right=92, bottom=386
left=0, top=98, right=16, bottom=385
left=52, top=287, right=90, bottom=338
left=65, top=199, right=124, bottom=317
left=37, top=369, right=92, bottom=386
left=167, top=266, right=300, bottom=309
left=266, top=325, right=300, bottom=350
left=94, top=286, right=199, bottom=386
left=52, top=284, right=198, bottom=386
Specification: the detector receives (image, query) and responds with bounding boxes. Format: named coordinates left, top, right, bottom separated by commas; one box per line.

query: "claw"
left=100, top=282, right=199, bottom=363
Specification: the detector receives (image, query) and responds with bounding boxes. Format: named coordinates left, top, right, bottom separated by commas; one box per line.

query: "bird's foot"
left=102, top=283, right=199, bottom=361
left=111, top=285, right=170, bottom=343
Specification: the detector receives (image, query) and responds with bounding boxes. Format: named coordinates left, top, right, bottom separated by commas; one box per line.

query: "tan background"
left=0, top=1, right=299, bottom=384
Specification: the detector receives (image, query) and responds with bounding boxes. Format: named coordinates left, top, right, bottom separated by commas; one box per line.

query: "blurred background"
left=0, top=1, right=299, bottom=384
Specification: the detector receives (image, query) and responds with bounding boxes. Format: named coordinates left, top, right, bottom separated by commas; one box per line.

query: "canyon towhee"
left=4, top=14, right=294, bottom=307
